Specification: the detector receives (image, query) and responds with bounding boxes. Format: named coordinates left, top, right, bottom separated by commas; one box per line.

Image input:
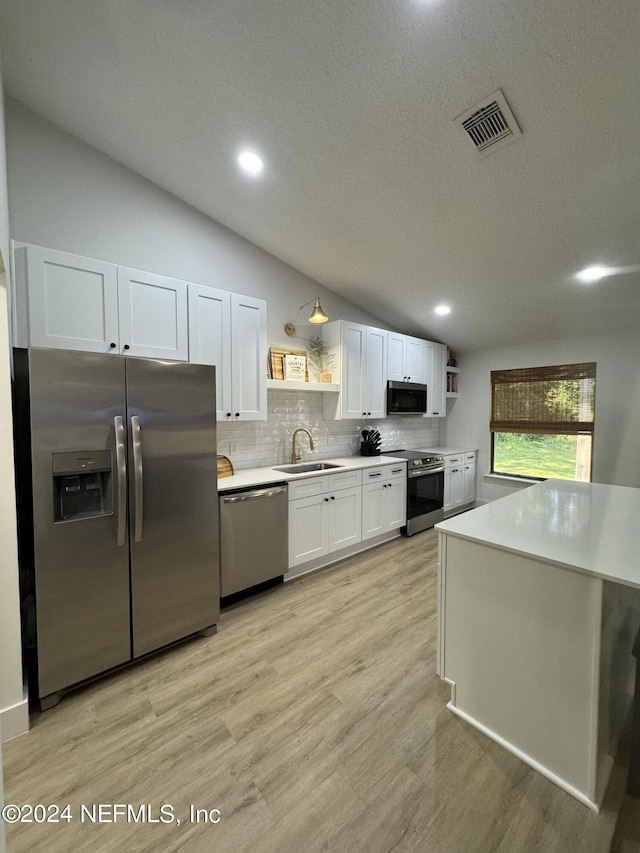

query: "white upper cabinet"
left=188, top=285, right=266, bottom=421
left=117, top=267, right=189, bottom=360
left=188, top=285, right=232, bottom=417
left=426, top=341, right=446, bottom=417
left=405, top=336, right=427, bottom=383
left=14, top=244, right=119, bottom=353
left=323, top=320, right=387, bottom=420
left=387, top=332, right=427, bottom=383
left=230, top=293, right=267, bottom=421
left=14, top=244, right=189, bottom=360
left=365, top=326, right=387, bottom=417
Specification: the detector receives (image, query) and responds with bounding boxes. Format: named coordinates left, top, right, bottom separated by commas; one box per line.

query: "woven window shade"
left=491, top=363, right=596, bottom=435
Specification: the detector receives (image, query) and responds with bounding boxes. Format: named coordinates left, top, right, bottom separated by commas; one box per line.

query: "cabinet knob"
left=324, top=497, right=329, bottom=502
left=123, top=344, right=130, bottom=351
left=330, top=496, right=335, bottom=500
left=226, top=412, right=231, bottom=418
left=235, top=413, right=240, bottom=418
left=109, top=342, right=116, bottom=349
left=383, top=484, right=387, bottom=488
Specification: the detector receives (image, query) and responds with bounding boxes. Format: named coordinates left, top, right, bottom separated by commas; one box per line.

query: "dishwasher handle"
left=222, top=486, right=287, bottom=503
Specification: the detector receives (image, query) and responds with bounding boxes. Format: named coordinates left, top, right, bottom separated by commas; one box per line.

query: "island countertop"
left=436, top=479, right=640, bottom=590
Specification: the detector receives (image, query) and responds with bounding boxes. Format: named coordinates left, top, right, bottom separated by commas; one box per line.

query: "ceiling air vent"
left=455, top=89, right=522, bottom=156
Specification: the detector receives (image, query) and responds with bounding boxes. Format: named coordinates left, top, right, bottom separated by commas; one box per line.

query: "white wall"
left=444, top=332, right=640, bottom=503
left=4, top=97, right=390, bottom=350
left=4, top=96, right=441, bottom=465
left=0, top=76, right=28, bottom=746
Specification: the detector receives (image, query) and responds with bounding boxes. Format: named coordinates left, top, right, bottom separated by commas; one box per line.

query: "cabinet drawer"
left=287, top=475, right=329, bottom=500
left=327, top=469, right=362, bottom=491
left=386, top=463, right=407, bottom=482
left=444, top=455, right=463, bottom=468
left=364, top=463, right=406, bottom=483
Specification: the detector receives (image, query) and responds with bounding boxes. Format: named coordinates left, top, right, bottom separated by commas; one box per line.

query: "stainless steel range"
left=382, top=450, right=445, bottom=535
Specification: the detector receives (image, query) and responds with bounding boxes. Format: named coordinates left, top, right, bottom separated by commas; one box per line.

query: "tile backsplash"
left=217, top=389, right=440, bottom=469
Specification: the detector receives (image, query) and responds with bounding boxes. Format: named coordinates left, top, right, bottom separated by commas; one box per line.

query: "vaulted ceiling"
left=0, top=0, right=639, bottom=352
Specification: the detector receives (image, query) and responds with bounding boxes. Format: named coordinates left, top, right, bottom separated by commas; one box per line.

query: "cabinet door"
left=362, top=481, right=385, bottom=540
left=341, top=322, right=367, bottom=419
left=188, top=284, right=233, bottom=419
left=365, top=327, right=387, bottom=418
left=387, top=332, right=406, bottom=382
left=289, top=495, right=328, bottom=567
left=427, top=342, right=446, bottom=417
left=463, top=461, right=476, bottom=506
left=384, top=478, right=406, bottom=530
left=117, top=267, right=189, bottom=360
left=328, top=486, right=362, bottom=552
left=405, top=336, right=427, bottom=383
left=19, top=245, right=119, bottom=353
left=230, top=293, right=267, bottom=421
left=444, top=466, right=464, bottom=511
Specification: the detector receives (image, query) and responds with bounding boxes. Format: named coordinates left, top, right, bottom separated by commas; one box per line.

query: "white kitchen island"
left=436, top=479, right=640, bottom=811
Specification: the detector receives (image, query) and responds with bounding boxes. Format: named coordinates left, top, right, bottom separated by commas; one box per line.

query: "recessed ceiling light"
left=575, top=265, right=613, bottom=284
left=237, top=149, right=264, bottom=176
left=434, top=304, right=451, bottom=316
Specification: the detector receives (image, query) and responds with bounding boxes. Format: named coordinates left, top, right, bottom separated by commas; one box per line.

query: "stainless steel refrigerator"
left=13, top=347, right=220, bottom=710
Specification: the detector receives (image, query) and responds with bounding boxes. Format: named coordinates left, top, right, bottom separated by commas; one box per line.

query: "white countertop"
left=218, top=455, right=408, bottom=492
left=416, top=446, right=477, bottom=456
left=436, top=479, right=640, bottom=589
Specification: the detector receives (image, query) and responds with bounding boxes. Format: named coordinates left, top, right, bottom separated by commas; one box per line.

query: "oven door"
left=406, top=467, right=444, bottom=535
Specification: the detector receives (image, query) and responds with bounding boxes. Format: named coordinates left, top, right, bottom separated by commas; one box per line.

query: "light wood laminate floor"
left=3, top=530, right=639, bottom=852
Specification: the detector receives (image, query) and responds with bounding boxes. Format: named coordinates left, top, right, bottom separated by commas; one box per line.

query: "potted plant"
left=306, top=335, right=336, bottom=383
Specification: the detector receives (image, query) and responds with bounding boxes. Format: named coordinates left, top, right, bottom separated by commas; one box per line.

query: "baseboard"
left=285, top=529, right=401, bottom=581
left=0, top=691, right=30, bottom=742
left=446, top=702, right=599, bottom=812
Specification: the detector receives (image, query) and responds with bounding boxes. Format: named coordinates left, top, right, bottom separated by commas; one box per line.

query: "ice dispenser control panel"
left=52, top=451, right=114, bottom=522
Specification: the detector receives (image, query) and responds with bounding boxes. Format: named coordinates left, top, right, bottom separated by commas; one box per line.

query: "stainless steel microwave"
left=386, top=381, right=427, bottom=415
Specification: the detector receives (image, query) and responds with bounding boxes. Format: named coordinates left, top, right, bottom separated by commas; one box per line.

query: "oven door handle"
left=408, top=467, right=444, bottom=478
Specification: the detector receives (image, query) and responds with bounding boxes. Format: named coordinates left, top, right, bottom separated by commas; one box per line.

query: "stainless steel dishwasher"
left=219, top=483, right=288, bottom=597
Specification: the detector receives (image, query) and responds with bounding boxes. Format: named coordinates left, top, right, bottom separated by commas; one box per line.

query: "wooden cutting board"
left=217, top=455, right=234, bottom=478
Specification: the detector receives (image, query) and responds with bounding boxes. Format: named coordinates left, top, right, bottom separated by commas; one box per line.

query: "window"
left=490, top=363, right=596, bottom=481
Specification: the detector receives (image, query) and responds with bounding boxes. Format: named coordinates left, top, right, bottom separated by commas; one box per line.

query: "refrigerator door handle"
left=131, top=415, right=144, bottom=542
left=114, top=416, right=127, bottom=547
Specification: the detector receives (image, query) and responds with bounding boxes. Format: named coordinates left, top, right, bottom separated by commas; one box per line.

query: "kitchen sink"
left=274, top=462, right=344, bottom=474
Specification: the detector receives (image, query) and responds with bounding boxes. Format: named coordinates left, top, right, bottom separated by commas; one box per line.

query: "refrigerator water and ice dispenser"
left=52, top=450, right=113, bottom=522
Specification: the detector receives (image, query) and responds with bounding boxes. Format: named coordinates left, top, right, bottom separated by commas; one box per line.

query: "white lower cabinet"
left=463, top=458, right=476, bottom=506
left=362, top=464, right=407, bottom=540
left=444, top=451, right=476, bottom=514
left=327, top=487, right=362, bottom=551
left=288, top=471, right=362, bottom=568
left=289, top=493, right=330, bottom=565
left=288, top=463, right=407, bottom=569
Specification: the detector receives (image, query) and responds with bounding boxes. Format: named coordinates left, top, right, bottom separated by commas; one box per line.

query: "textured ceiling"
left=0, top=0, right=639, bottom=352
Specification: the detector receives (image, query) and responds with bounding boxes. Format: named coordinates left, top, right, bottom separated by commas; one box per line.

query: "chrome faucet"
left=291, top=428, right=314, bottom=464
